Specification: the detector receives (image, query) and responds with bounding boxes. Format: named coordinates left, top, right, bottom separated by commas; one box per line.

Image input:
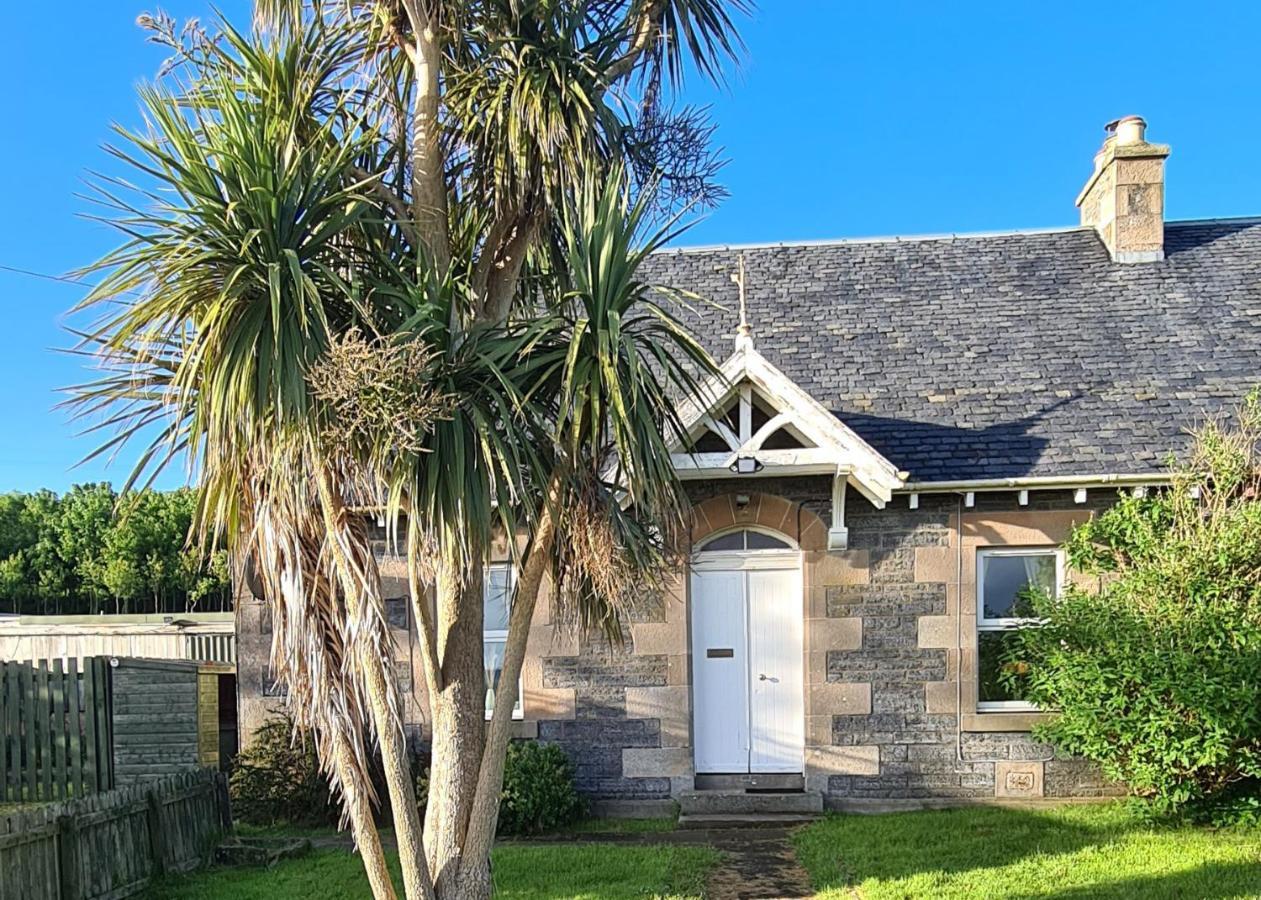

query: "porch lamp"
left=730, top=455, right=763, bottom=475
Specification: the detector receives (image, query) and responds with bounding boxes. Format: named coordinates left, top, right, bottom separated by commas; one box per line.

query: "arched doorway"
left=690, top=527, right=805, bottom=774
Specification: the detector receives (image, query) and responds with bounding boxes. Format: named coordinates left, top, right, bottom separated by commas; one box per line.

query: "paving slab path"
left=513, top=825, right=815, bottom=899
left=698, top=828, right=815, bottom=900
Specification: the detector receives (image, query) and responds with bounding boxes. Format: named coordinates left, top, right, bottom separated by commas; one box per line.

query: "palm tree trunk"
left=335, top=732, right=398, bottom=900
left=457, top=484, right=560, bottom=897
left=401, top=0, right=450, bottom=277
left=359, top=643, right=432, bottom=898
left=312, top=466, right=434, bottom=900
left=424, top=546, right=486, bottom=900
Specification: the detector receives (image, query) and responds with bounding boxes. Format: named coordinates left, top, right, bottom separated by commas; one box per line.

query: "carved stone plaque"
left=994, top=760, right=1044, bottom=798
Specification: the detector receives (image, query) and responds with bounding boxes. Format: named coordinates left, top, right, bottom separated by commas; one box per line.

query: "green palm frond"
left=67, top=17, right=404, bottom=817
left=512, top=167, right=720, bottom=638
left=639, top=0, right=752, bottom=87
left=553, top=167, right=715, bottom=510
left=73, top=17, right=386, bottom=508
left=448, top=1, right=622, bottom=216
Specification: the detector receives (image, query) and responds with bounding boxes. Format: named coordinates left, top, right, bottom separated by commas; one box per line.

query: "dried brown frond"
left=405, top=522, right=440, bottom=586
left=229, top=441, right=399, bottom=830
left=550, top=479, right=687, bottom=644
left=310, top=328, right=454, bottom=457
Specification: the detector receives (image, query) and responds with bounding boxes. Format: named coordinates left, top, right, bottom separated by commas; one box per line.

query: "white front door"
left=691, top=555, right=804, bottom=774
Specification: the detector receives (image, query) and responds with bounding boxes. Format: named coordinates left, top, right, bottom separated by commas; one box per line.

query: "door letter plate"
left=706, top=648, right=734, bottom=658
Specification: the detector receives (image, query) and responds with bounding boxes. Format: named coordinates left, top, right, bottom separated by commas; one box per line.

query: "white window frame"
left=976, top=547, right=1063, bottom=712
left=484, top=562, right=524, bottom=721
left=692, top=527, right=803, bottom=573
left=695, top=526, right=799, bottom=554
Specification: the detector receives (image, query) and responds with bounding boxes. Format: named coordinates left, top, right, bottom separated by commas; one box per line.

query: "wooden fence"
left=0, top=768, right=230, bottom=900
left=0, top=659, right=114, bottom=804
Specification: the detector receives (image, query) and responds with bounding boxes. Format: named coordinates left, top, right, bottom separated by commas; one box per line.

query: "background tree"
left=0, top=486, right=231, bottom=615
left=59, top=483, right=115, bottom=613
left=1008, top=393, right=1261, bottom=824
left=74, top=3, right=746, bottom=898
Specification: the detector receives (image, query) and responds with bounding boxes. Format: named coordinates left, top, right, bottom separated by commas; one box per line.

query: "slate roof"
left=641, top=218, right=1261, bottom=484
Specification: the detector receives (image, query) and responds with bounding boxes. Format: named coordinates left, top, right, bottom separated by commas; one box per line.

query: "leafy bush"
left=1008, top=394, right=1261, bottom=823
left=229, top=717, right=338, bottom=827
left=497, top=741, right=585, bottom=836
left=232, top=719, right=580, bottom=833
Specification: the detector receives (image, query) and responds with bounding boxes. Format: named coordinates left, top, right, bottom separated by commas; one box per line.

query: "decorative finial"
left=732, top=253, right=753, bottom=352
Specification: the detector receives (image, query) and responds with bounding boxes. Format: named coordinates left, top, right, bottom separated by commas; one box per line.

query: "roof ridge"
left=656, top=215, right=1261, bottom=255
left=1166, top=214, right=1261, bottom=227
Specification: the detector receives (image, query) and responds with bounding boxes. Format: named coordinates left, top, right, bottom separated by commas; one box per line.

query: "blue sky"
left=2, top=1, right=1259, bottom=492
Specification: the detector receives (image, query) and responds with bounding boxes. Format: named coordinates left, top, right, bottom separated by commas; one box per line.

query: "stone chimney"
left=1075, top=116, right=1170, bottom=262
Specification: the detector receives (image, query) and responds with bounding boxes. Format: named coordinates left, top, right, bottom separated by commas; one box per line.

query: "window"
left=976, top=548, right=1061, bottom=711
left=697, top=529, right=792, bottom=552
left=484, top=563, right=523, bottom=720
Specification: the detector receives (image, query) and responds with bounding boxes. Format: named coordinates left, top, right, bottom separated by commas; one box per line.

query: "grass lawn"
left=144, top=840, right=716, bottom=899
left=793, top=802, right=1261, bottom=899
left=230, top=816, right=674, bottom=839
left=567, top=816, right=678, bottom=834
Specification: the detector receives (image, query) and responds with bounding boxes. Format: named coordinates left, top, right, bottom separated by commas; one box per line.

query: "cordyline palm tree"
left=71, top=25, right=425, bottom=895
left=323, top=174, right=717, bottom=896
left=73, top=4, right=744, bottom=898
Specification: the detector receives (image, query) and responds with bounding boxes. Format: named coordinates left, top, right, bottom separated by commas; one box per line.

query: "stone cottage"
left=236, top=116, right=1261, bottom=813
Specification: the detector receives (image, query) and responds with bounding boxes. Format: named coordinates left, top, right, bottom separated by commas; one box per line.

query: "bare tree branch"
left=603, top=0, right=667, bottom=84
left=407, top=515, right=444, bottom=699
left=350, top=164, right=421, bottom=249
left=312, top=463, right=436, bottom=900
left=469, top=212, right=517, bottom=301
left=478, top=211, right=538, bottom=325
left=458, top=478, right=560, bottom=890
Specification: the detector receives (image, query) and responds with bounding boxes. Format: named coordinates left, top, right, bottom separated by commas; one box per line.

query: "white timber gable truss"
left=671, top=344, right=906, bottom=550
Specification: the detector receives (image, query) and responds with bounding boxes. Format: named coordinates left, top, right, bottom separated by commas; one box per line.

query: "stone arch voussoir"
left=689, top=491, right=827, bottom=553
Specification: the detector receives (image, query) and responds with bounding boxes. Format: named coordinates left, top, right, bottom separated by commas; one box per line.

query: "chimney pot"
left=1111, top=115, right=1147, bottom=146
left=1076, top=116, right=1170, bottom=263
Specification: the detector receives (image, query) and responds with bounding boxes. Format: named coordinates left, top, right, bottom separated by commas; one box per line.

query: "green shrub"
left=1008, top=394, right=1261, bottom=823
left=497, top=740, right=585, bottom=836
left=229, top=717, right=338, bottom=827
left=232, top=719, right=580, bottom=834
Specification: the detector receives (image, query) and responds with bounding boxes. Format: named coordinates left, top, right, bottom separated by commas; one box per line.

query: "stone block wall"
left=234, top=589, right=282, bottom=745
left=814, top=489, right=1122, bottom=804
left=528, top=558, right=684, bottom=800
left=819, top=494, right=969, bottom=798
left=231, top=484, right=1123, bottom=805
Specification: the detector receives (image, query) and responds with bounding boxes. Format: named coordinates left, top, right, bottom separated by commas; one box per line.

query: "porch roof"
left=670, top=344, right=905, bottom=509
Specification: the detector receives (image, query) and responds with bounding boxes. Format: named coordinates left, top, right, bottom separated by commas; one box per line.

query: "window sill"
left=500, top=718, right=538, bottom=739
left=961, top=711, right=1052, bottom=733
left=484, top=712, right=525, bottom=722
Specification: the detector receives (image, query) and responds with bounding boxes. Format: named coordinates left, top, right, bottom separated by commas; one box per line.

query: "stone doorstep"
left=677, top=789, right=824, bottom=817
left=694, top=772, right=805, bottom=792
